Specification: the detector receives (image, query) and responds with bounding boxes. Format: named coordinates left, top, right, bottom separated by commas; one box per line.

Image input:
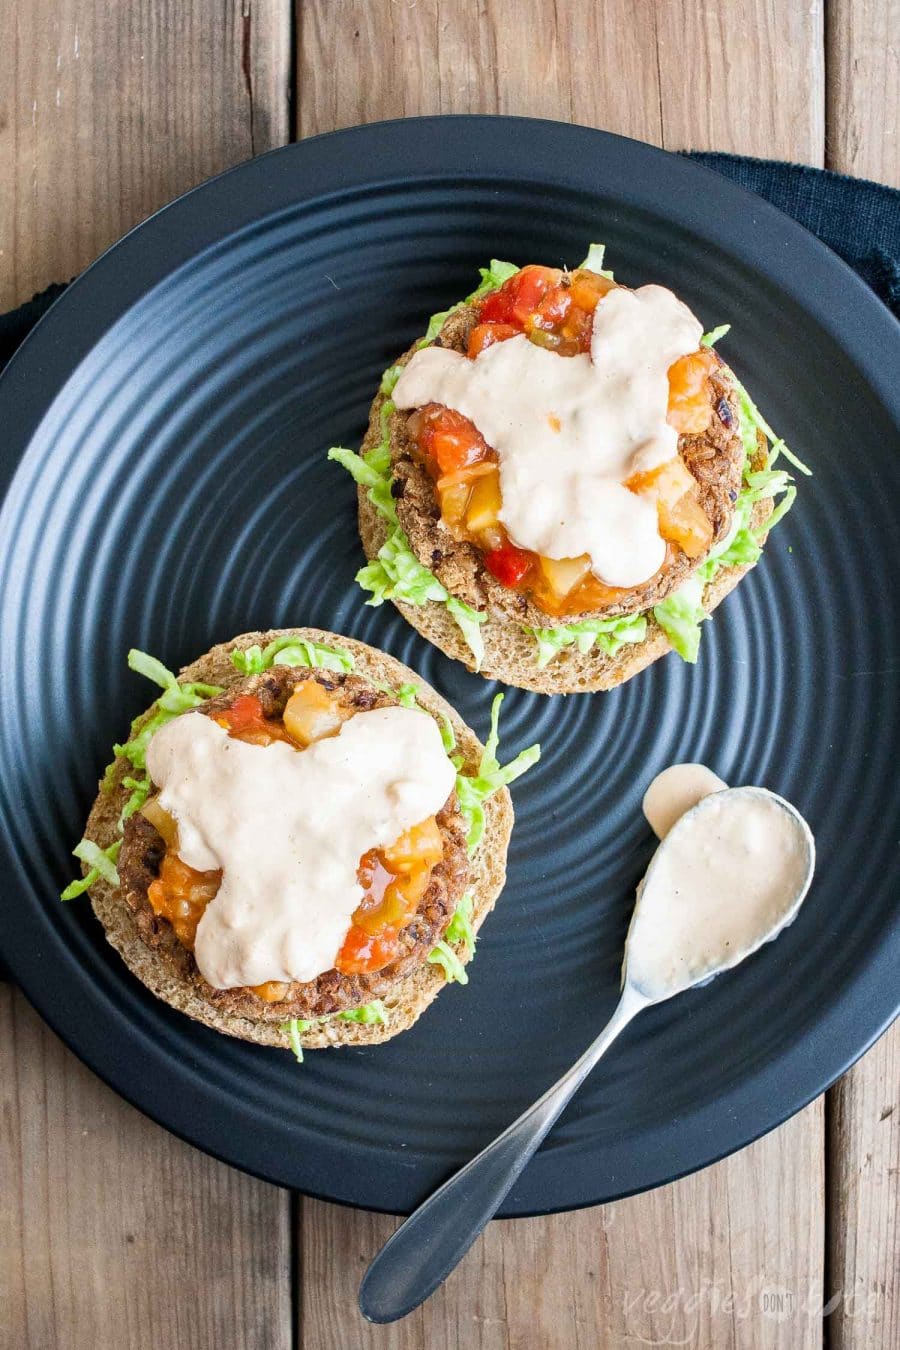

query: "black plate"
left=0, top=118, right=898, bottom=1216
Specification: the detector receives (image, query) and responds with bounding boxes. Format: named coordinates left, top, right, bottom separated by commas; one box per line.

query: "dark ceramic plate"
left=0, top=118, right=897, bottom=1216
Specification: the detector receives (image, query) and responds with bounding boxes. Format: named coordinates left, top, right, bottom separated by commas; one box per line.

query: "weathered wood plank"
left=0, top=986, right=292, bottom=1350
left=298, top=0, right=824, bottom=161
left=655, top=0, right=825, bottom=161
left=0, top=3, right=293, bottom=1346
left=295, top=4, right=827, bottom=1345
left=300, top=1106, right=825, bottom=1349
left=827, top=0, right=900, bottom=187
left=824, top=11, right=899, bottom=1341
left=297, top=0, right=664, bottom=142
left=0, top=0, right=291, bottom=309
left=827, top=1031, right=899, bottom=1349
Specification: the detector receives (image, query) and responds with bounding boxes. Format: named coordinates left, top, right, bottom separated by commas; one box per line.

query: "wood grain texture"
left=295, top=6, right=829, bottom=1343
left=823, top=17, right=900, bottom=1341
left=0, top=4, right=293, bottom=1347
left=827, top=0, right=900, bottom=186
left=300, top=1105, right=825, bottom=1349
left=828, top=1031, right=900, bottom=1349
left=297, top=0, right=825, bottom=160
left=0, top=986, right=292, bottom=1350
left=0, top=0, right=291, bottom=309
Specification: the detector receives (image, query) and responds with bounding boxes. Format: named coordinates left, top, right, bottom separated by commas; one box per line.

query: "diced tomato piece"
left=483, top=542, right=532, bottom=588
left=529, top=285, right=572, bottom=331
left=335, top=923, right=402, bottom=975
left=418, top=406, right=491, bottom=475
left=479, top=265, right=563, bottom=328
left=214, top=693, right=291, bottom=746
left=467, top=322, right=520, bottom=358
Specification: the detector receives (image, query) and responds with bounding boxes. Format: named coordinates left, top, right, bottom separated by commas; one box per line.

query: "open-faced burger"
left=65, top=629, right=538, bottom=1055
left=331, top=247, right=805, bottom=693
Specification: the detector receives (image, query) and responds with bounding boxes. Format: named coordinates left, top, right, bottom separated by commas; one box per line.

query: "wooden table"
left=1, top=3, right=897, bottom=1346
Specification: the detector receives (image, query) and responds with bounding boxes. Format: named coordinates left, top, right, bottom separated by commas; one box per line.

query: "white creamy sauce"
left=642, top=762, right=728, bottom=840
left=392, top=284, right=703, bottom=587
left=145, top=707, right=456, bottom=989
left=627, top=774, right=814, bottom=1000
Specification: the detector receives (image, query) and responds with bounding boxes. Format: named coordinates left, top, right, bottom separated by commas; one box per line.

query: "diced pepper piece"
left=282, top=680, right=348, bottom=747
left=467, top=322, right=520, bottom=358
left=667, top=348, right=718, bottom=434
left=483, top=542, right=532, bottom=587
left=537, top=553, right=593, bottom=599
left=464, top=467, right=502, bottom=534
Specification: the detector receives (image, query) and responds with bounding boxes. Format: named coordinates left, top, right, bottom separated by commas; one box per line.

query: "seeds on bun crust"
left=77, top=630, right=525, bottom=1052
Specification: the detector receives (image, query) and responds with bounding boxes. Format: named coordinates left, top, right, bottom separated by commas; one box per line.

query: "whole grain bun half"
left=83, top=629, right=515, bottom=1053
left=355, top=303, right=773, bottom=695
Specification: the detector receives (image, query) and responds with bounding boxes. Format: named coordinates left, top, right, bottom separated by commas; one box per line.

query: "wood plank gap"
left=287, top=0, right=299, bottom=141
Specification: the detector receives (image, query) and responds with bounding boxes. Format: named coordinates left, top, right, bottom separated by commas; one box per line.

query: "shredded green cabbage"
left=444, top=892, right=475, bottom=948
left=527, top=613, right=647, bottom=669
left=451, top=692, right=540, bottom=852
left=578, top=243, right=615, bottom=279
left=232, top=635, right=353, bottom=675
left=61, top=838, right=122, bottom=901
left=701, top=324, right=731, bottom=348
left=427, top=941, right=469, bottom=984
left=417, top=258, right=520, bottom=346
left=280, top=999, right=390, bottom=1063
left=327, top=444, right=487, bottom=668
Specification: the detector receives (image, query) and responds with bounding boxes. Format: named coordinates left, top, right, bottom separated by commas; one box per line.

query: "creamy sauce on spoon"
left=391, top=285, right=703, bottom=588
left=642, top=762, right=727, bottom=839
left=626, top=767, right=815, bottom=1000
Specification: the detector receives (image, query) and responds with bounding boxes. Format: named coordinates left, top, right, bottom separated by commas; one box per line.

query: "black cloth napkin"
left=1, top=156, right=898, bottom=378
left=689, top=153, right=900, bottom=317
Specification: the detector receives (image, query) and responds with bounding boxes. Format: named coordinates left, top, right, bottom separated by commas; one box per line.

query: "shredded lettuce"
left=578, top=243, right=615, bottom=279
left=701, top=324, right=731, bottom=347
left=427, top=941, right=469, bottom=984
left=653, top=577, right=706, bottom=663
left=111, top=651, right=222, bottom=775
left=328, top=444, right=487, bottom=668
left=417, top=259, right=519, bottom=347
left=724, top=367, right=812, bottom=477
left=280, top=1000, right=389, bottom=1062
left=284, top=1018, right=306, bottom=1063
left=337, top=1000, right=388, bottom=1025
left=232, top=635, right=354, bottom=675
left=61, top=838, right=122, bottom=900
left=444, top=892, right=475, bottom=949
left=527, top=613, right=647, bottom=669
left=452, top=693, right=540, bottom=852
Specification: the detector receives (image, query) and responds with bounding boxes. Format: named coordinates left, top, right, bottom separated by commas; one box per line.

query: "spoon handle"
left=358, top=983, right=647, bottom=1324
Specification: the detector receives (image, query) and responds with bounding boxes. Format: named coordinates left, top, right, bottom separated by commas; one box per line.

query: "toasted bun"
left=358, top=425, right=772, bottom=694
left=84, top=629, right=513, bottom=1052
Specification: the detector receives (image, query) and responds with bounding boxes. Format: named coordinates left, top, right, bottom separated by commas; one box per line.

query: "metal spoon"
left=359, top=784, right=815, bottom=1324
